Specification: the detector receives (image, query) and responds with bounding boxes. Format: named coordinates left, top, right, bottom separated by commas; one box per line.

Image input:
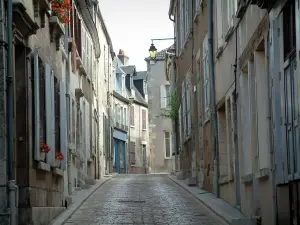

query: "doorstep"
left=49, top=173, right=118, bottom=225
left=169, top=175, right=246, bottom=224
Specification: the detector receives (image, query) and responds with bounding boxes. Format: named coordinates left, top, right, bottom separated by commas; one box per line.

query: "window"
left=130, top=105, right=134, bottom=126
left=114, top=103, right=117, bottom=122
left=196, top=0, right=201, bottom=10
left=175, top=7, right=179, bottom=56
left=165, top=132, right=171, bottom=158
left=120, top=106, right=123, bottom=125
left=283, top=0, right=296, bottom=60
left=124, top=108, right=127, bottom=126
left=142, top=109, right=146, bottom=130
left=203, top=34, right=210, bottom=121
left=216, top=0, right=223, bottom=48
left=160, top=85, right=170, bottom=108
left=166, top=85, right=171, bottom=106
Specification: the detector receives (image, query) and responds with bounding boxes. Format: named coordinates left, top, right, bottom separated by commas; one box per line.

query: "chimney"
left=118, top=49, right=129, bottom=66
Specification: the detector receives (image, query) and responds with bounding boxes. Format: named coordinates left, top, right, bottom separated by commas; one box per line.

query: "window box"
left=49, top=16, right=65, bottom=51
left=36, top=161, right=51, bottom=172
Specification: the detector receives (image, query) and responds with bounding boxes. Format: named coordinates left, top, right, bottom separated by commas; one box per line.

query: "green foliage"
left=160, top=90, right=179, bottom=121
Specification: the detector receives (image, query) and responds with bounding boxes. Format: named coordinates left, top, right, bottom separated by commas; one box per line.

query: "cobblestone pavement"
left=64, top=174, right=227, bottom=225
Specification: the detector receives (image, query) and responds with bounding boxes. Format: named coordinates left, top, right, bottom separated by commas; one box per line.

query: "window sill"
left=255, top=168, right=270, bottom=181
left=52, top=167, right=64, bottom=176
left=142, top=129, right=146, bottom=131
left=165, top=157, right=172, bottom=160
left=36, top=161, right=51, bottom=172
left=241, top=173, right=253, bottom=184
left=130, top=125, right=135, bottom=128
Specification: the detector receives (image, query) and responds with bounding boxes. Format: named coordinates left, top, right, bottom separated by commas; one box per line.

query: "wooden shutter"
left=160, top=85, right=166, bottom=108
left=142, top=109, right=146, bottom=130
left=130, top=142, right=136, bottom=165
left=60, top=79, right=67, bottom=170
left=186, top=79, right=191, bottom=136
left=45, top=64, right=53, bottom=165
left=180, top=0, right=184, bottom=49
left=181, top=81, right=186, bottom=137
left=130, top=105, right=134, bottom=126
left=33, top=50, right=41, bottom=161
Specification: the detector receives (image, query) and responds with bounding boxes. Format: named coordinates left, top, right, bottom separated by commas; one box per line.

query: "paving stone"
left=64, top=174, right=227, bottom=225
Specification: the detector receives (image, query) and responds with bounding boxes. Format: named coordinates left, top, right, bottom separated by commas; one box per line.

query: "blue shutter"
left=33, top=49, right=40, bottom=161
left=270, top=15, right=284, bottom=184
left=45, top=64, right=53, bottom=165
left=47, top=69, right=56, bottom=166
left=60, top=79, right=67, bottom=170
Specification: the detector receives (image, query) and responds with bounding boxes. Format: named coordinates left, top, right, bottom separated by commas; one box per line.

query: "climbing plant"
left=160, top=90, right=179, bottom=121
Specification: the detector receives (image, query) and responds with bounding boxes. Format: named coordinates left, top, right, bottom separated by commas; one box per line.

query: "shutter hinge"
left=279, top=72, right=281, bottom=80
left=277, top=27, right=280, bottom=37
left=280, top=116, right=282, bottom=125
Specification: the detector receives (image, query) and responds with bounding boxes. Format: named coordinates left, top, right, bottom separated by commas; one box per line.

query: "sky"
left=98, top=0, right=174, bottom=71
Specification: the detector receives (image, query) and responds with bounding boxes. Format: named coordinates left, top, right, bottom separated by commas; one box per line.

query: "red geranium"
left=40, top=141, right=50, bottom=153
left=50, top=0, right=71, bottom=24
left=55, top=151, right=64, bottom=160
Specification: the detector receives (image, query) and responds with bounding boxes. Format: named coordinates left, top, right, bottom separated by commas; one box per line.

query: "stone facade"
left=146, top=52, right=174, bottom=174
left=168, top=0, right=300, bottom=224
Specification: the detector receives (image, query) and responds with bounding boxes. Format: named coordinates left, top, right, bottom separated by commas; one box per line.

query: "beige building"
left=168, top=0, right=300, bottom=224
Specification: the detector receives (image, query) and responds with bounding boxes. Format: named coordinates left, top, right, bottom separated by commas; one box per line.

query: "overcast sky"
left=98, top=0, right=174, bottom=71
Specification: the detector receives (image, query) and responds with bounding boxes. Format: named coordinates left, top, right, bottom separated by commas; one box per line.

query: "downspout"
left=233, top=23, right=241, bottom=207
left=208, top=0, right=220, bottom=197
left=7, top=0, right=18, bottom=224
left=65, top=25, right=72, bottom=195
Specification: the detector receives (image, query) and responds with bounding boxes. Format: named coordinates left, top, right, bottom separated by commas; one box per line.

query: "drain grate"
left=118, top=200, right=145, bottom=203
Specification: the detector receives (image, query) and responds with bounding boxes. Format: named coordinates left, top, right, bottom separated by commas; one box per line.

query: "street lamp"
left=149, top=43, right=157, bottom=59
left=148, top=38, right=175, bottom=60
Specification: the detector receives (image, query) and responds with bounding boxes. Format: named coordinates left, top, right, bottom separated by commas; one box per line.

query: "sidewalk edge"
left=50, top=174, right=117, bottom=225
left=168, top=175, right=230, bottom=224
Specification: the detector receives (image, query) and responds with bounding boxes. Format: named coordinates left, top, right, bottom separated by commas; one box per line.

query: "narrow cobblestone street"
left=64, top=175, right=227, bottom=225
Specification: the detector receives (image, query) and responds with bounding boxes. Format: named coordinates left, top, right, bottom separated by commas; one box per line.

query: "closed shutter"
left=60, top=79, right=67, bottom=170
left=45, top=64, right=53, bottom=165
left=130, top=105, right=134, bottom=126
left=142, top=109, right=146, bottom=130
left=160, top=85, right=166, bottom=108
left=130, top=142, right=136, bottom=165
left=48, top=69, right=56, bottom=166
left=33, top=50, right=41, bottom=161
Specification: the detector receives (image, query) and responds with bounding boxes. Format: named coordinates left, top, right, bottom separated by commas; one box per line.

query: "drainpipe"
left=208, top=0, right=220, bottom=197
left=7, top=0, right=18, bottom=224
left=233, top=24, right=241, bottom=208
left=65, top=25, right=72, bottom=195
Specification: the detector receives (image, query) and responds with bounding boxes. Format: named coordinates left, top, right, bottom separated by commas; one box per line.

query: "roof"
left=120, top=65, right=136, bottom=75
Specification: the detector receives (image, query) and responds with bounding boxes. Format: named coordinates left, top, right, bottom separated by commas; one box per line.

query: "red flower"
left=55, top=152, right=64, bottom=160
left=50, top=0, right=71, bottom=24
left=40, top=141, right=51, bottom=153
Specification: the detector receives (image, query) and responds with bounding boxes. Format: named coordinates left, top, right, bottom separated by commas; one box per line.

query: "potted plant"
left=55, top=151, right=64, bottom=167
left=50, top=0, right=71, bottom=23
left=40, top=141, right=50, bottom=161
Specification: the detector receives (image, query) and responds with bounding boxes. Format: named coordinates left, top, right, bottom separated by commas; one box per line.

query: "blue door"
left=114, top=139, right=120, bottom=173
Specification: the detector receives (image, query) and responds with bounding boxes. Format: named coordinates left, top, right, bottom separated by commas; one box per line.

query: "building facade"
left=112, top=51, right=150, bottom=174
left=0, top=0, right=116, bottom=224
left=145, top=49, right=174, bottom=174
left=169, top=0, right=300, bottom=224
